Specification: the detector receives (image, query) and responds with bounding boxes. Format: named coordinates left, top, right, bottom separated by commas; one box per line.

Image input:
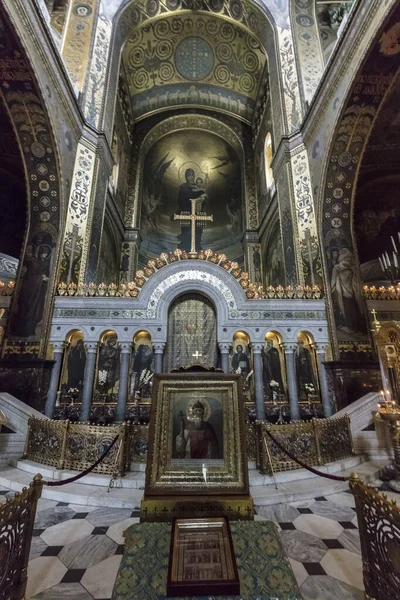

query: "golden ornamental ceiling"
left=121, top=14, right=267, bottom=123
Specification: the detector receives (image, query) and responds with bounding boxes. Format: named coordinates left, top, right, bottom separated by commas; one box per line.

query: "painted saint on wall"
left=294, top=337, right=318, bottom=399
left=96, top=334, right=121, bottom=396
left=140, top=129, right=243, bottom=266
left=9, top=231, right=53, bottom=338
left=130, top=335, right=154, bottom=399
left=262, top=338, right=285, bottom=398
left=60, top=334, right=86, bottom=398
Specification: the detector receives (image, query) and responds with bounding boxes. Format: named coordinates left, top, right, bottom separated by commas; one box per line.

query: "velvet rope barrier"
left=264, top=429, right=349, bottom=482
left=43, top=435, right=120, bottom=487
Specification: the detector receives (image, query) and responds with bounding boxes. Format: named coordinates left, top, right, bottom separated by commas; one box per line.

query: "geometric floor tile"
left=58, top=534, right=118, bottom=570
left=255, top=503, right=300, bottom=522
left=294, top=514, right=343, bottom=539
left=34, top=507, right=75, bottom=530
left=26, top=556, right=67, bottom=598
left=303, top=562, right=327, bottom=576
left=280, top=529, right=328, bottom=563
left=31, top=582, right=93, bottom=600
left=308, top=500, right=355, bottom=523
left=0, top=484, right=368, bottom=600
left=86, top=508, right=132, bottom=527
left=327, top=492, right=356, bottom=508
left=288, top=558, right=308, bottom=587
left=300, top=575, right=365, bottom=600
left=106, top=517, right=140, bottom=545
left=338, top=529, right=361, bottom=554
left=41, top=519, right=94, bottom=546
left=321, top=549, right=364, bottom=590
left=81, top=555, right=122, bottom=599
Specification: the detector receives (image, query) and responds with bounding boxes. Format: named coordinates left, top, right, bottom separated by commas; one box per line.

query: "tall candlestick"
left=394, top=252, right=399, bottom=268
left=391, top=236, right=397, bottom=253
left=386, top=252, right=391, bottom=266
left=382, top=254, right=387, bottom=269
left=379, top=256, right=385, bottom=271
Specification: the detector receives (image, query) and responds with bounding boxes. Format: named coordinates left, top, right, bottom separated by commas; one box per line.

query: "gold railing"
left=0, top=475, right=43, bottom=600
left=23, top=418, right=149, bottom=475
left=350, top=478, right=400, bottom=600
left=257, top=415, right=353, bottom=475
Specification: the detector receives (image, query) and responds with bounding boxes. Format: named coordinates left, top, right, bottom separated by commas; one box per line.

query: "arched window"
left=264, top=132, right=274, bottom=191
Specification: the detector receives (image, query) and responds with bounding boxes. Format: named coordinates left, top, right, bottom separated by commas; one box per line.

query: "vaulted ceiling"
left=120, top=12, right=268, bottom=124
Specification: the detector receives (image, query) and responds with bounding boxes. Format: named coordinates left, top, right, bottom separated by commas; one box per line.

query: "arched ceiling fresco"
left=120, top=12, right=267, bottom=123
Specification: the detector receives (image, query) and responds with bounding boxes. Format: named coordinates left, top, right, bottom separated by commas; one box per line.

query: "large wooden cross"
left=174, top=198, right=213, bottom=254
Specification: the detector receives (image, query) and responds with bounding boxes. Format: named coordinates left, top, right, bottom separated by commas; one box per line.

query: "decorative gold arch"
left=318, top=4, right=400, bottom=357
left=0, top=9, right=63, bottom=355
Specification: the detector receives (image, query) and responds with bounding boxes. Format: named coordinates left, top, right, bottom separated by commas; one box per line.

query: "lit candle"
left=391, top=236, right=397, bottom=253
left=379, top=256, right=385, bottom=272
left=386, top=252, right=391, bottom=266
left=382, top=254, right=387, bottom=268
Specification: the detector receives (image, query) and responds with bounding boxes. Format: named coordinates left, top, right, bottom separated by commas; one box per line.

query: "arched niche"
left=102, top=0, right=290, bottom=143
left=319, top=4, right=400, bottom=357
left=59, top=329, right=86, bottom=397
left=0, top=9, right=62, bottom=353
left=165, top=292, right=218, bottom=372
left=262, top=330, right=286, bottom=400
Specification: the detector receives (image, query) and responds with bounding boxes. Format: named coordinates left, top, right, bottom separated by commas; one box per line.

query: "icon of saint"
left=175, top=400, right=219, bottom=459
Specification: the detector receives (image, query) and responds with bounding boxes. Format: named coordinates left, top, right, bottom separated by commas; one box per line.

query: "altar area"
left=45, top=251, right=332, bottom=426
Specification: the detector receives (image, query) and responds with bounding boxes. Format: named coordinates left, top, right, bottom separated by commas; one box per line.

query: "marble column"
left=218, top=343, right=231, bottom=373
left=80, top=342, right=98, bottom=422
left=154, top=343, right=166, bottom=374
left=284, top=344, right=300, bottom=421
left=45, top=342, right=66, bottom=418
left=252, top=343, right=265, bottom=421
left=315, top=345, right=333, bottom=418
left=116, top=343, right=131, bottom=422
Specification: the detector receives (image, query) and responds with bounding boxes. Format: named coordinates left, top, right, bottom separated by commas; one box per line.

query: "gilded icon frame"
left=145, top=373, right=249, bottom=497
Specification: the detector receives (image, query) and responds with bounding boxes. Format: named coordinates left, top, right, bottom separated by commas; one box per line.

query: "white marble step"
left=0, top=458, right=384, bottom=509
left=10, top=459, right=145, bottom=489
left=0, top=465, right=144, bottom=509
left=12, top=454, right=365, bottom=490
left=248, top=455, right=366, bottom=486
left=250, top=459, right=385, bottom=506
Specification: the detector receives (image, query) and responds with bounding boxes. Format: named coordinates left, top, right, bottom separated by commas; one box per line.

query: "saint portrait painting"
left=171, top=394, right=223, bottom=462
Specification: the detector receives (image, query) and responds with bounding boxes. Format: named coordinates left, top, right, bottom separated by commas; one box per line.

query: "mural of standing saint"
left=10, top=233, right=53, bottom=338
left=140, top=129, right=244, bottom=267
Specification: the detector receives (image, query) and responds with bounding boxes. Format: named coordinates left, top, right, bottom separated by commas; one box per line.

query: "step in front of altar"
left=0, top=456, right=384, bottom=509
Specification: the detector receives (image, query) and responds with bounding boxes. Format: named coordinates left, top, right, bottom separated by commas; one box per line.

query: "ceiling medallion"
left=175, top=37, right=215, bottom=80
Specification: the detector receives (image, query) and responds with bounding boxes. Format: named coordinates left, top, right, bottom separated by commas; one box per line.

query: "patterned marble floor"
left=1, top=482, right=399, bottom=599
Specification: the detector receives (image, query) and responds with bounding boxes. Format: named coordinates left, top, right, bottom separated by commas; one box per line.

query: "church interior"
left=0, top=1, right=400, bottom=599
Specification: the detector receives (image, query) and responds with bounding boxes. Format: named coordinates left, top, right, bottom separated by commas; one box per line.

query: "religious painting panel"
left=145, top=373, right=248, bottom=496
left=165, top=293, right=218, bottom=373
left=130, top=331, right=154, bottom=400
left=59, top=330, right=86, bottom=400
left=95, top=331, right=121, bottom=401
left=139, top=129, right=244, bottom=266
left=262, top=221, right=285, bottom=288
left=294, top=332, right=319, bottom=403
left=262, top=332, right=286, bottom=402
